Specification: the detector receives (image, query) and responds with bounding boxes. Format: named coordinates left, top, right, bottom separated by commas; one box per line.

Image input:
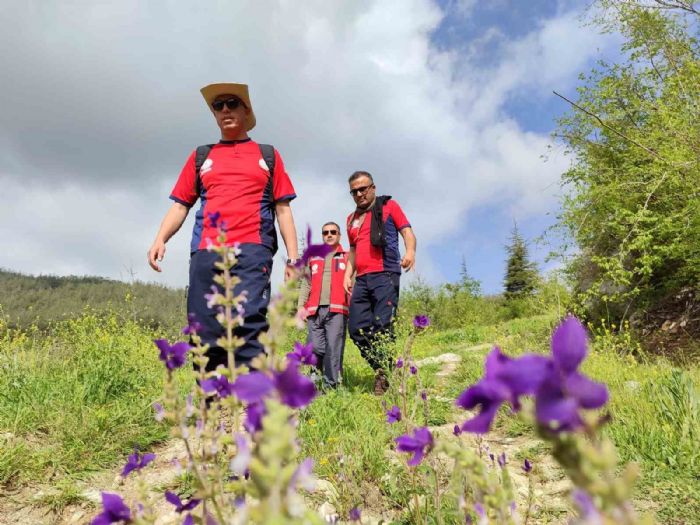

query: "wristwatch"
left=286, top=258, right=300, bottom=266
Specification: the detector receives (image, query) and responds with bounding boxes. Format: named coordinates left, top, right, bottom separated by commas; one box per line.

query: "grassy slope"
left=1, top=312, right=698, bottom=523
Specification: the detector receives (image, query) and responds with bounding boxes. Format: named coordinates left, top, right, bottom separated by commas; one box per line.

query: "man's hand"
left=297, top=307, right=310, bottom=322
left=344, top=273, right=354, bottom=294
left=148, top=240, right=166, bottom=272
left=401, top=250, right=416, bottom=272
left=284, top=264, right=297, bottom=282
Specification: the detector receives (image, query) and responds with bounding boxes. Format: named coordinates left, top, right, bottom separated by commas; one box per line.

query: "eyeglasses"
left=322, top=229, right=338, bottom=236
left=211, top=98, right=245, bottom=112
left=349, top=184, right=374, bottom=196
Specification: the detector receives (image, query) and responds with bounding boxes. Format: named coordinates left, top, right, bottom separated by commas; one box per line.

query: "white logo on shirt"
left=352, top=220, right=360, bottom=228
left=311, top=264, right=319, bottom=274
left=201, top=159, right=213, bottom=174
left=259, top=158, right=269, bottom=171
left=339, top=262, right=346, bottom=270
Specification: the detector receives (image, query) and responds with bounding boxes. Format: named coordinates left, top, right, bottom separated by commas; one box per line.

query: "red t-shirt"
left=347, top=199, right=410, bottom=276
left=170, top=139, right=296, bottom=253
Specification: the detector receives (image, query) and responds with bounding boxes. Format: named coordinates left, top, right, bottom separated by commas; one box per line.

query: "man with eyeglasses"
left=343, top=171, right=416, bottom=395
left=148, top=82, right=300, bottom=372
left=297, top=222, right=349, bottom=389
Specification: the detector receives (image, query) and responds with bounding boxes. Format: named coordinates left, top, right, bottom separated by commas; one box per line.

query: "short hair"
left=322, top=221, right=341, bottom=234
left=348, top=171, right=374, bottom=184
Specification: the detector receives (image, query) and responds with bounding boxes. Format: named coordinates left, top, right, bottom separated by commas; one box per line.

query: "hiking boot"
left=373, top=369, right=389, bottom=396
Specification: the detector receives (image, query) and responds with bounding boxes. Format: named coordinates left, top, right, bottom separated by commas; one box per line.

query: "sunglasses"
left=322, top=229, right=338, bottom=236
left=211, top=97, right=245, bottom=112
left=349, top=184, right=374, bottom=196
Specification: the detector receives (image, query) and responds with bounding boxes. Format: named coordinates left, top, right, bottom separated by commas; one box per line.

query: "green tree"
left=504, top=224, right=538, bottom=300
left=554, top=2, right=700, bottom=322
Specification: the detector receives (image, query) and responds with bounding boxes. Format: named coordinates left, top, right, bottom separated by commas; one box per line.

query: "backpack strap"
left=258, top=143, right=276, bottom=183
left=194, top=143, right=275, bottom=197
left=194, top=144, right=214, bottom=196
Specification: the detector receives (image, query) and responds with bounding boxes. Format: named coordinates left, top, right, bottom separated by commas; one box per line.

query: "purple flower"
left=204, top=285, right=219, bottom=309
left=165, top=490, right=201, bottom=513
left=231, top=372, right=274, bottom=403
left=287, top=341, right=318, bottom=366
left=497, top=452, right=506, bottom=468
left=410, top=365, right=418, bottom=375
left=121, top=448, right=155, bottom=477
left=523, top=459, right=532, bottom=473
left=420, top=390, right=427, bottom=401
left=453, top=424, right=462, bottom=436
left=229, top=434, right=251, bottom=476
left=535, top=317, right=608, bottom=432
left=182, top=313, right=202, bottom=335
left=201, top=376, right=235, bottom=398
left=153, top=402, right=165, bottom=422
left=349, top=507, right=361, bottom=521
left=298, top=226, right=334, bottom=267
left=386, top=405, right=402, bottom=424
left=274, top=361, right=317, bottom=408
left=396, top=358, right=404, bottom=368
left=395, top=427, right=433, bottom=466
left=91, top=492, right=131, bottom=525
left=456, top=347, right=549, bottom=433
left=572, top=489, right=601, bottom=523
left=287, top=458, right=316, bottom=496
left=154, top=339, right=190, bottom=371
left=207, top=211, right=221, bottom=228
left=244, top=400, right=266, bottom=434
left=413, top=315, right=430, bottom=330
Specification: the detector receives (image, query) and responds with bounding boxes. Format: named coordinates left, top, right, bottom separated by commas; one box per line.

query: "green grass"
left=1, top=309, right=699, bottom=523
left=0, top=313, right=171, bottom=486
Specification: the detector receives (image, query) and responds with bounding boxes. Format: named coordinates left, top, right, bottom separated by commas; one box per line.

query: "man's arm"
left=399, top=227, right=416, bottom=272
left=275, top=201, right=299, bottom=281
left=344, top=246, right=356, bottom=294
left=148, top=202, right=190, bottom=272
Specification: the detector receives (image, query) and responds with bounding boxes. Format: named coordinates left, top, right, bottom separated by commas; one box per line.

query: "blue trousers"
left=348, top=271, right=400, bottom=371
left=187, top=243, right=272, bottom=371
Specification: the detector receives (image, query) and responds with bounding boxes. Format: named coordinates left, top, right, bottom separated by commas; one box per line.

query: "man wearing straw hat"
left=148, top=83, right=300, bottom=370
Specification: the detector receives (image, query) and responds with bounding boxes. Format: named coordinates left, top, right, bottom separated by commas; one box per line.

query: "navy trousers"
left=188, top=243, right=272, bottom=371
left=348, top=271, right=400, bottom=371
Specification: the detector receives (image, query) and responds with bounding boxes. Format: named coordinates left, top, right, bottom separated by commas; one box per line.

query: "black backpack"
left=193, top=143, right=276, bottom=196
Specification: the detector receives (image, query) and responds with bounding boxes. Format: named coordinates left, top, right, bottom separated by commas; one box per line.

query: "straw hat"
left=200, top=83, right=256, bottom=131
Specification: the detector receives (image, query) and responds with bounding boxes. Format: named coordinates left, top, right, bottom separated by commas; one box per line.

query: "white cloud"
left=0, top=0, right=615, bottom=291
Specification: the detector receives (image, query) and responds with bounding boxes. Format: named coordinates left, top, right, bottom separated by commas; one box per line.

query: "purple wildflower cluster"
left=91, top=493, right=131, bottom=525
left=296, top=227, right=335, bottom=268
left=154, top=339, right=190, bottom=371
left=395, top=427, right=434, bottom=466
left=287, top=341, right=318, bottom=366
left=121, top=448, right=155, bottom=478
left=413, top=315, right=431, bottom=330
left=456, top=316, right=608, bottom=434
left=199, top=362, right=316, bottom=433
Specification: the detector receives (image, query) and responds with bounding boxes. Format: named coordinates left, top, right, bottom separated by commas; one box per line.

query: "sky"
left=0, top=0, right=620, bottom=294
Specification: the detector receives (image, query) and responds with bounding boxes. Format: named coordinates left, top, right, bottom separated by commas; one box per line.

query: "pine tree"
left=458, top=256, right=481, bottom=296
left=504, top=224, right=537, bottom=300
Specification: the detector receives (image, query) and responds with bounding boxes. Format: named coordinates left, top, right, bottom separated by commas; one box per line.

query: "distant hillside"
left=0, top=269, right=186, bottom=332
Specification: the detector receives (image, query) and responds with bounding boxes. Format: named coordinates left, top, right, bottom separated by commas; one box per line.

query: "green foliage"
left=0, top=313, right=171, bottom=486
left=0, top=268, right=186, bottom=333
left=554, top=4, right=700, bottom=322
left=503, top=224, right=538, bottom=301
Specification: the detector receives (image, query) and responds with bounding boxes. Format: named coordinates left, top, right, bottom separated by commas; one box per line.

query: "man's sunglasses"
left=349, top=184, right=374, bottom=196
left=211, top=98, right=246, bottom=112
left=322, top=229, right=338, bottom=236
